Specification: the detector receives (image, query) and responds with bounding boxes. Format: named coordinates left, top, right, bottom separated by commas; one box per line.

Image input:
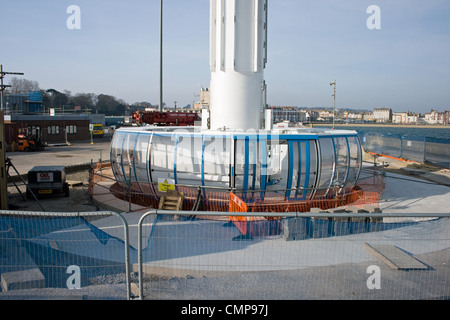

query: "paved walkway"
left=5, top=138, right=112, bottom=178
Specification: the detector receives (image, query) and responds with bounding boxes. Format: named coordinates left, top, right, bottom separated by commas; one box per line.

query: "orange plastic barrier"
left=229, top=193, right=251, bottom=235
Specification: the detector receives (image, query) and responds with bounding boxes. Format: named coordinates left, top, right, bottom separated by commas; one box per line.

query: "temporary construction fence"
left=136, top=210, right=450, bottom=300
left=359, top=131, right=450, bottom=168
left=1, top=208, right=449, bottom=300
left=0, top=210, right=132, bottom=300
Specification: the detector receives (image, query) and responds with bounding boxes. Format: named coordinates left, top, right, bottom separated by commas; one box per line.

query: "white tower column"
left=209, top=0, right=268, bottom=131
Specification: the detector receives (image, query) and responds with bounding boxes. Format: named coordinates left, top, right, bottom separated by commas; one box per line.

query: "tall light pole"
left=159, top=0, right=163, bottom=112
left=330, top=80, right=336, bottom=129
left=0, top=65, right=24, bottom=210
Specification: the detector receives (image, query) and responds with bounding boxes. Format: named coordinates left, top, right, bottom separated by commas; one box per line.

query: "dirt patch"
left=363, top=151, right=450, bottom=187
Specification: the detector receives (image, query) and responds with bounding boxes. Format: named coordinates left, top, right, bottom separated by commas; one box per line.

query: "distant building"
left=269, top=106, right=307, bottom=124
left=407, top=113, right=420, bottom=124
left=5, top=115, right=90, bottom=148
left=363, top=112, right=374, bottom=122
left=343, top=111, right=362, bottom=122
left=2, top=91, right=43, bottom=114
left=316, top=110, right=333, bottom=122
left=373, top=108, right=392, bottom=123
left=2, top=91, right=103, bottom=148
left=392, top=112, right=409, bottom=124
left=424, top=110, right=441, bottom=124
left=193, top=87, right=210, bottom=110
left=306, top=110, right=319, bottom=122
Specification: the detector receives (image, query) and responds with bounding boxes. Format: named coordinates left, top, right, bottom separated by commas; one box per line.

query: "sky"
left=1, top=0, right=450, bottom=114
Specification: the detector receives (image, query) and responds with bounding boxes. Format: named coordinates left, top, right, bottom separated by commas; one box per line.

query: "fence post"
left=137, top=210, right=158, bottom=299
left=109, top=210, right=132, bottom=300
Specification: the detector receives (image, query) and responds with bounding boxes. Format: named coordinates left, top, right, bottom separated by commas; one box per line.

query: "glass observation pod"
left=110, top=126, right=362, bottom=200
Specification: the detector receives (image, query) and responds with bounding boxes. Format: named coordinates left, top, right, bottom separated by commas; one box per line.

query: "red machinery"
left=132, top=110, right=201, bottom=126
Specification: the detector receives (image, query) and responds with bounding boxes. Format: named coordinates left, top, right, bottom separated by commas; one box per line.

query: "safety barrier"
left=136, top=210, right=450, bottom=300
left=0, top=210, right=132, bottom=300
left=2, top=206, right=449, bottom=300
left=359, top=131, right=450, bottom=168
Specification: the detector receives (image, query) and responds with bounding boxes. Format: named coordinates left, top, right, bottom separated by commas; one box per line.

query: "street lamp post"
left=159, top=0, right=163, bottom=112
left=330, top=80, right=336, bottom=129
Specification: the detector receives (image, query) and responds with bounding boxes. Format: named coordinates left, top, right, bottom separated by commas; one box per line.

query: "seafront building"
left=373, top=108, right=392, bottom=123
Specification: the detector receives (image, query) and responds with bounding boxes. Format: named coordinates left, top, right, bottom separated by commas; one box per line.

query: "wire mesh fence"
left=0, top=211, right=132, bottom=300
left=359, top=131, right=450, bottom=168
left=0, top=208, right=449, bottom=300
left=137, top=211, right=450, bottom=300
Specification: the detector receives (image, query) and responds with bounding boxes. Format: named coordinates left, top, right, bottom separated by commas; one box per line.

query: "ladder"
left=158, top=190, right=184, bottom=211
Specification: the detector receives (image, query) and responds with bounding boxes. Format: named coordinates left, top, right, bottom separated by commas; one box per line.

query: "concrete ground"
left=5, top=136, right=111, bottom=213
left=6, top=136, right=111, bottom=178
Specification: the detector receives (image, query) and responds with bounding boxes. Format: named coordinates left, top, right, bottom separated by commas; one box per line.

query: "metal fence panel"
left=137, top=211, right=450, bottom=300
left=360, top=131, right=450, bottom=168
left=401, top=135, right=426, bottom=163
left=425, top=140, right=450, bottom=168
left=0, top=211, right=131, bottom=300
left=360, top=132, right=402, bottom=158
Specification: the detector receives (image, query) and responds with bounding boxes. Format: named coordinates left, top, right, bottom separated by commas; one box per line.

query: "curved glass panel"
left=175, top=134, right=203, bottom=186
left=265, top=139, right=288, bottom=196
left=122, top=133, right=138, bottom=185
left=287, top=140, right=318, bottom=200
left=306, top=140, right=319, bottom=199
left=110, top=131, right=126, bottom=183
left=333, top=136, right=349, bottom=187
left=150, top=134, right=175, bottom=183
left=134, top=133, right=151, bottom=184
left=317, top=137, right=335, bottom=197
left=347, top=136, right=362, bottom=186
left=203, top=135, right=232, bottom=187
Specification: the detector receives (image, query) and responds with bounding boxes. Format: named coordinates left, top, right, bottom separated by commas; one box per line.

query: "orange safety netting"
left=89, top=161, right=382, bottom=217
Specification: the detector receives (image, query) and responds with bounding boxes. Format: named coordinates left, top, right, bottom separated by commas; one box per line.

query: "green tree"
left=96, top=94, right=125, bottom=115
left=70, top=93, right=97, bottom=112
left=46, top=89, right=69, bottom=109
